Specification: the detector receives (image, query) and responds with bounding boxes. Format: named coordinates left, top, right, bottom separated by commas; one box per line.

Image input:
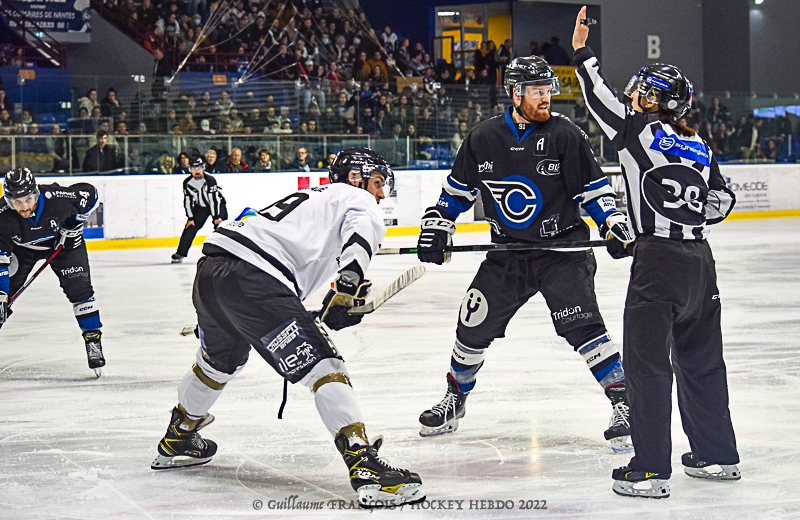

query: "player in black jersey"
left=573, top=6, right=740, bottom=499
left=0, top=168, right=105, bottom=376
left=416, top=56, right=635, bottom=453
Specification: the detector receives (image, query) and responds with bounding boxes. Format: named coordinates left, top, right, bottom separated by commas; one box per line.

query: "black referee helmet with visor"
left=329, top=147, right=395, bottom=199
left=624, top=64, right=693, bottom=121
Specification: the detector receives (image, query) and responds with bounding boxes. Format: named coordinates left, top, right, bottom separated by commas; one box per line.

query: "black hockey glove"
left=58, top=223, right=84, bottom=250
left=0, top=291, right=8, bottom=327
left=319, top=270, right=372, bottom=331
left=599, top=213, right=634, bottom=260
left=417, top=207, right=456, bottom=265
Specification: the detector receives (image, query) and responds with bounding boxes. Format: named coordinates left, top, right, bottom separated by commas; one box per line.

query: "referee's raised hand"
left=573, top=6, right=590, bottom=51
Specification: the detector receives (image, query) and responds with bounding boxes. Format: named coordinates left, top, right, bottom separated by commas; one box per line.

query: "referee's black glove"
left=600, top=213, right=634, bottom=259
left=417, top=207, right=455, bottom=265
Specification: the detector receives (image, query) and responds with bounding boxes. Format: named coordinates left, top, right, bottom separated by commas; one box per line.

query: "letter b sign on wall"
left=647, top=35, right=661, bottom=59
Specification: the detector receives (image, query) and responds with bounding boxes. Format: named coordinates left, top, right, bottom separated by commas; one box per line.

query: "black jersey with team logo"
left=0, top=182, right=99, bottom=255
left=437, top=106, right=618, bottom=244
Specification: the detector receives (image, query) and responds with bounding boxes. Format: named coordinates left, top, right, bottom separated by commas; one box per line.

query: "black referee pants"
left=624, top=236, right=739, bottom=475
left=176, top=206, right=211, bottom=258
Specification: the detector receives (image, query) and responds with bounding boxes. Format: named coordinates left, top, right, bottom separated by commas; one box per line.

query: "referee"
left=171, top=156, right=228, bottom=263
left=572, top=6, right=740, bottom=499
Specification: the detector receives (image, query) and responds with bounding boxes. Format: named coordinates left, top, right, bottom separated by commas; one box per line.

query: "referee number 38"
left=661, top=179, right=702, bottom=213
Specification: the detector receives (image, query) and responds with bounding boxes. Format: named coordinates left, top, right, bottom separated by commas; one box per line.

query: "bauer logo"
left=459, top=288, right=488, bottom=327
left=483, top=176, right=542, bottom=229
left=536, top=159, right=561, bottom=176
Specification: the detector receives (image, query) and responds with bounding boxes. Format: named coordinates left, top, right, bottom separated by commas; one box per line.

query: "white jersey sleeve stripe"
left=575, top=56, right=627, bottom=140
left=705, top=189, right=735, bottom=224
left=443, top=174, right=478, bottom=201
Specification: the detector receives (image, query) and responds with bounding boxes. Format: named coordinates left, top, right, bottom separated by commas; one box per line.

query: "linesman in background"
left=573, top=6, right=740, bottom=499
left=171, top=156, right=227, bottom=264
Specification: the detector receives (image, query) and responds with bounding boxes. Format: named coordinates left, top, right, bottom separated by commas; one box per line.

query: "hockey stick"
left=347, top=265, right=425, bottom=315
left=9, top=245, right=63, bottom=307
left=376, top=239, right=608, bottom=256
left=179, top=266, right=426, bottom=335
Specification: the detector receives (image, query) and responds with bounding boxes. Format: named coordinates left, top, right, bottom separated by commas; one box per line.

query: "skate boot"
left=682, top=452, right=741, bottom=481
left=335, top=426, right=425, bottom=508
left=419, top=374, right=468, bottom=437
left=612, top=465, right=670, bottom=499
left=604, top=385, right=633, bottom=453
left=151, top=405, right=217, bottom=470
left=82, top=330, right=105, bottom=378
left=171, top=254, right=184, bottom=264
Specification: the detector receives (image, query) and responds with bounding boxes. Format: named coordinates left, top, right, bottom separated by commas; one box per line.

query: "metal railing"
left=0, top=0, right=68, bottom=68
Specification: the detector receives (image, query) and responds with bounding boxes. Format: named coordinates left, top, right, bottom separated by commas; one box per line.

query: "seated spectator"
left=157, top=153, right=175, bottom=174
left=252, top=149, right=276, bottom=172
left=198, top=119, right=214, bottom=134
left=175, top=152, right=191, bottom=174
left=216, top=91, right=234, bottom=116
left=764, top=139, right=778, bottom=161
left=366, top=51, right=388, bottom=82
left=288, top=147, right=311, bottom=171
left=226, top=147, right=249, bottom=172
left=78, top=89, right=100, bottom=116
left=205, top=149, right=222, bottom=172
left=451, top=121, right=469, bottom=155
left=101, top=88, right=123, bottom=120
left=0, top=109, right=12, bottom=128
left=83, top=130, right=119, bottom=173
left=179, top=111, right=197, bottom=133
left=116, top=122, right=128, bottom=135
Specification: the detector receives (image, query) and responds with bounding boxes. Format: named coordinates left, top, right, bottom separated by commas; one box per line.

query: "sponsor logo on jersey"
left=46, top=190, right=77, bottom=199
left=478, top=161, right=493, bottom=173
left=277, top=341, right=317, bottom=375
left=45, top=192, right=52, bottom=199
left=650, top=128, right=711, bottom=167
left=459, top=288, right=488, bottom=327
left=641, top=164, right=707, bottom=226
left=536, top=159, right=561, bottom=176
left=712, top=294, right=720, bottom=300
left=510, top=147, right=525, bottom=151
left=482, top=175, right=543, bottom=229
left=60, top=266, right=84, bottom=276
left=265, top=320, right=300, bottom=353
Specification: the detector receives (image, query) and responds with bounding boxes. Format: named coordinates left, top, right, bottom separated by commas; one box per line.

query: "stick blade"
left=349, top=266, right=425, bottom=315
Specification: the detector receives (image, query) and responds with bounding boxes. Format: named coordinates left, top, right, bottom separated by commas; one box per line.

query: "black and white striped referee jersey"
left=183, top=173, right=227, bottom=220
left=574, top=47, right=735, bottom=240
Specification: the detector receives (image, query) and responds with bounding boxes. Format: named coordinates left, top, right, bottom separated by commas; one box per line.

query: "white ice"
left=1, top=218, right=799, bottom=519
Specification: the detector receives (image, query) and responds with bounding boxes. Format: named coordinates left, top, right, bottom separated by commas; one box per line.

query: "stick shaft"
left=9, top=245, right=63, bottom=306
left=377, top=240, right=608, bottom=256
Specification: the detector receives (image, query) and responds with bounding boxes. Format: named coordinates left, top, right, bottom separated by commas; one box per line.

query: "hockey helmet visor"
left=514, top=78, right=560, bottom=98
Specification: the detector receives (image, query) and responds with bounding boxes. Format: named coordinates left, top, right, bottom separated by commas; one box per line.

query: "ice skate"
left=604, top=385, right=632, bottom=453
left=419, top=374, right=468, bottom=437
left=171, top=254, right=184, bottom=264
left=335, top=431, right=425, bottom=508
left=612, top=466, right=670, bottom=499
left=682, top=452, right=741, bottom=481
left=83, top=330, right=105, bottom=378
left=152, top=406, right=217, bottom=470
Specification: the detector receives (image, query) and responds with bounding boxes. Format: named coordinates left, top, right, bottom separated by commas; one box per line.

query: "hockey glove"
left=417, top=207, right=456, bottom=265
left=599, top=212, right=634, bottom=260
left=58, top=223, right=84, bottom=250
left=319, top=270, right=372, bottom=331
left=0, top=291, right=8, bottom=327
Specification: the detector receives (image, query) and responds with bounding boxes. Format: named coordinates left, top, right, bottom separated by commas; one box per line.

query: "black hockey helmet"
left=624, top=63, right=693, bottom=120
left=503, top=56, right=561, bottom=98
left=329, top=146, right=395, bottom=193
left=189, top=155, right=205, bottom=169
left=3, top=167, right=39, bottom=206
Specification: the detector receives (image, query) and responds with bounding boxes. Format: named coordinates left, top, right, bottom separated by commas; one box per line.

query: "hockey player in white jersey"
left=152, top=147, right=425, bottom=508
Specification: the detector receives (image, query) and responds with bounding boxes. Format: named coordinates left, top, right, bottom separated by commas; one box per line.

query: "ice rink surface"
left=1, top=218, right=799, bottom=519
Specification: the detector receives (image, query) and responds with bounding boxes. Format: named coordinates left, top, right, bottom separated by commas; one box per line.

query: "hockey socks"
left=73, top=298, right=102, bottom=331
left=448, top=339, right=486, bottom=393
left=577, top=334, right=625, bottom=389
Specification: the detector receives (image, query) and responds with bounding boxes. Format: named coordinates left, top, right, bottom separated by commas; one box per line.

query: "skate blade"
left=93, top=367, right=103, bottom=378
left=419, top=418, right=459, bottom=437
left=612, top=479, right=670, bottom=499
left=151, top=454, right=212, bottom=470
left=610, top=435, right=634, bottom=454
left=358, top=484, right=426, bottom=509
left=684, top=464, right=741, bottom=481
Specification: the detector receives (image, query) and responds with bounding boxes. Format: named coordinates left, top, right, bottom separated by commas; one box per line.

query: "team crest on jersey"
left=483, top=175, right=542, bottom=229
left=641, top=164, right=708, bottom=226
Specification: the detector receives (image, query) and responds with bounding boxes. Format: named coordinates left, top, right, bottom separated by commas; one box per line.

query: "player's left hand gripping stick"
left=319, top=270, right=372, bottom=331
left=600, top=213, right=634, bottom=259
